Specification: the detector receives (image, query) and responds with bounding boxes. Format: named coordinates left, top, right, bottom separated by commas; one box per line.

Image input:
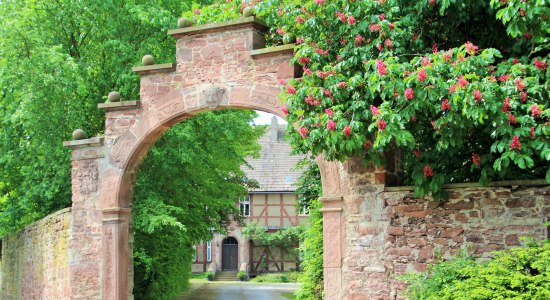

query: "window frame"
left=206, top=241, right=212, bottom=262
left=239, top=195, right=251, bottom=217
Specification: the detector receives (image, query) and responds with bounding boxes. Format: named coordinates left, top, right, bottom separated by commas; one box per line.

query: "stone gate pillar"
left=317, top=157, right=347, bottom=300
left=64, top=137, right=105, bottom=299
left=98, top=100, right=143, bottom=300
left=317, top=153, right=401, bottom=300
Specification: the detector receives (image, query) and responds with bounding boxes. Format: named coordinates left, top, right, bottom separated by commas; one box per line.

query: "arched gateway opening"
left=64, top=17, right=389, bottom=300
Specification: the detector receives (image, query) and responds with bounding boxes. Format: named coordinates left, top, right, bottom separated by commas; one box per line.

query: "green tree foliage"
left=294, top=160, right=323, bottom=300
left=403, top=239, right=550, bottom=300
left=133, top=110, right=264, bottom=299
left=0, top=0, right=200, bottom=235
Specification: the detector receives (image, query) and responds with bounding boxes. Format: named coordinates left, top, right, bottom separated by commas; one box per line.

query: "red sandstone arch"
left=65, top=18, right=355, bottom=300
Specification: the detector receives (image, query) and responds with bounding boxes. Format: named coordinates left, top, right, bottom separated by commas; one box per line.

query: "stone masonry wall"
left=1, top=208, right=71, bottom=299
left=344, top=183, right=549, bottom=300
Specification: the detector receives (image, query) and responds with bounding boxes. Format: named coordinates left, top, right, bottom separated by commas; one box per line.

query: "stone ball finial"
left=107, top=91, right=121, bottom=102
left=178, top=17, right=193, bottom=28
left=243, top=6, right=255, bottom=17
left=142, top=55, right=155, bottom=66
left=72, top=129, right=87, bottom=140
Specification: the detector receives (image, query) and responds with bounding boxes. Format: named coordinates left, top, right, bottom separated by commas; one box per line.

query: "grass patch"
left=282, top=292, right=296, bottom=299
left=250, top=271, right=301, bottom=283
left=191, top=272, right=208, bottom=280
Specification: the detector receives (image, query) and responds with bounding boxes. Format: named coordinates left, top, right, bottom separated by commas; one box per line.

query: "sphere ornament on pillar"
left=107, top=91, right=121, bottom=102
left=72, top=129, right=87, bottom=140
left=142, top=55, right=155, bottom=66
left=243, top=6, right=255, bottom=17
left=178, top=17, right=193, bottom=28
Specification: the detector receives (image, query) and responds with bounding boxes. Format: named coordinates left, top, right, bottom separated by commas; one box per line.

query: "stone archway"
left=64, top=17, right=344, bottom=300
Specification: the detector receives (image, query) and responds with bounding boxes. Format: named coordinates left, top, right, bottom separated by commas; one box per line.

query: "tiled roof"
left=242, top=121, right=305, bottom=193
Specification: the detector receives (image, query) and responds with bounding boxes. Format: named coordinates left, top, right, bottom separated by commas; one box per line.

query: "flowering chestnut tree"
left=188, top=0, right=549, bottom=200
left=253, top=0, right=550, bottom=199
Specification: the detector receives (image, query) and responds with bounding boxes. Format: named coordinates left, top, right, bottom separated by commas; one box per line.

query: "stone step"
left=214, top=271, right=239, bottom=281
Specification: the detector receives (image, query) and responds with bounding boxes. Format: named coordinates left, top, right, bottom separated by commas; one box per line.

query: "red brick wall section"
left=344, top=184, right=550, bottom=300
left=1, top=208, right=71, bottom=299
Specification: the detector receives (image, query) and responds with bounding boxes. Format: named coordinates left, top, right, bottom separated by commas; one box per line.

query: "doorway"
left=221, top=237, right=238, bottom=271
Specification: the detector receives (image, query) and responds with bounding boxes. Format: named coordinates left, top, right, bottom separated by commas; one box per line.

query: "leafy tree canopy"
left=0, top=0, right=200, bottom=235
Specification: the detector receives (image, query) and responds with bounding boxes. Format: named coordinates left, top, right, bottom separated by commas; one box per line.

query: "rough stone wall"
left=1, top=208, right=72, bottom=299
left=344, top=183, right=550, bottom=300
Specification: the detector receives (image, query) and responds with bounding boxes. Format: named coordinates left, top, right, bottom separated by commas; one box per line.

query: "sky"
left=252, top=110, right=288, bottom=125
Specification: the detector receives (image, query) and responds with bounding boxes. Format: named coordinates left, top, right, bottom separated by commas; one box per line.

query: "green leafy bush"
left=237, top=271, right=247, bottom=280
left=205, top=271, right=215, bottom=281
left=403, top=239, right=550, bottom=300
left=251, top=271, right=301, bottom=283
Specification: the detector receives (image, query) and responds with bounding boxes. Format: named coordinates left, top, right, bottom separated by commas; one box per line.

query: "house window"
left=206, top=241, right=212, bottom=262
left=299, top=200, right=309, bottom=216
left=192, top=245, right=197, bottom=262
left=239, top=195, right=250, bottom=217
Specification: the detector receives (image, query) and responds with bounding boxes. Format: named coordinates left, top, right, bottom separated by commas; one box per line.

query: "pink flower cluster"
left=421, top=57, right=432, bottom=67
left=458, top=76, right=468, bottom=88
left=299, top=57, right=311, bottom=65
left=281, top=105, right=289, bottom=115
left=377, top=119, right=387, bottom=130
left=355, top=35, right=365, bottom=46
left=510, top=136, right=521, bottom=150
left=531, top=104, right=541, bottom=118
left=327, top=119, right=336, bottom=131
left=368, top=23, right=381, bottom=32
left=370, top=105, right=381, bottom=116
left=424, top=165, right=434, bottom=177
left=474, top=90, right=482, bottom=102
left=515, top=78, right=525, bottom=91
left=417, top=69, right=427, bottom=82
left=464, top=41, right=478, bottom=55
left=376, top=60, right=388, bottom=76
left=501, top=97, right=511, bottom=112
left=441, top=99, right=451, bottom=111
left=534, top=59, right=547, bottom=70
left=336, top=12, right=347, bottom=22
left=404, top=88, right=414, bottom=100
left=305, top=95, right=320, bottom=106
left=343, top=125, right=351, bottom=137
left=472, top=153, right=481, bottom=166
left=286, top=85, right=296, bottom=94
left=299, top=127, right=309, bottom=138
left=521, top=91, right=527, bottom=102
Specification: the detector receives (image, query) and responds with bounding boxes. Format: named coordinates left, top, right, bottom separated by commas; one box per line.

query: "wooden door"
left=222, top=237, right=238, bottom=270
